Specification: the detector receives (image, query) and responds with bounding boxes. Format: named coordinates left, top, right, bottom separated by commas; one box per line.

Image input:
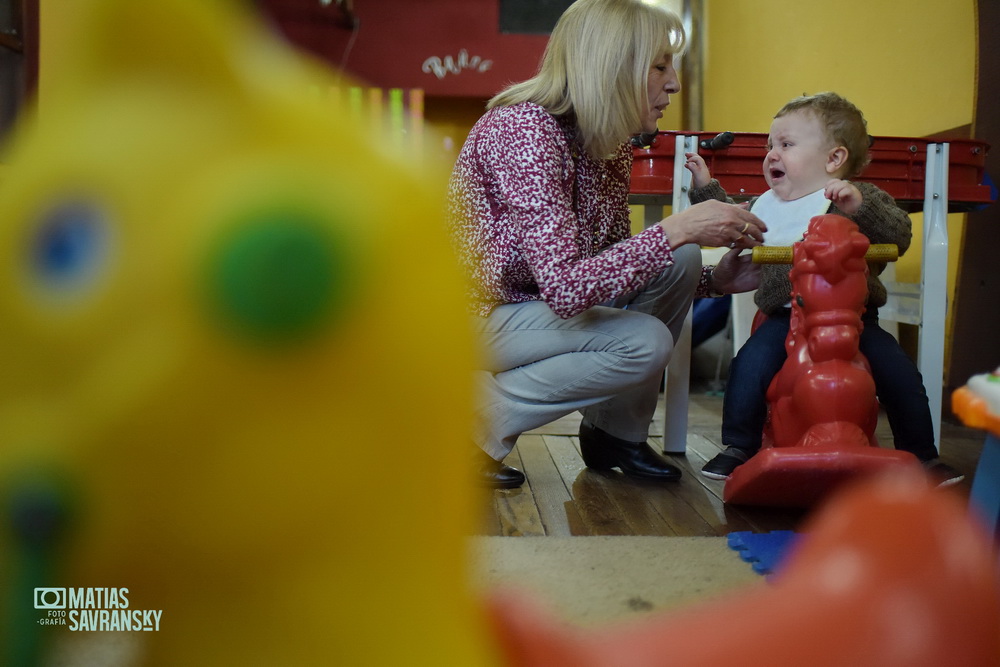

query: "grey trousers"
left=472, top=244, right=702, bottom=460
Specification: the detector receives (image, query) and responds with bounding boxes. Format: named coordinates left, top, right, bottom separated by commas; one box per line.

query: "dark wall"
left=0, top=0, right=38, bottom=142
left=499, top=0, right=573, bottom=34
left=947, top=1, right=1000, bottom=404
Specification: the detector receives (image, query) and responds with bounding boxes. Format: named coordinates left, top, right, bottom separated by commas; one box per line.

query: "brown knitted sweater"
left=689, top=180, right=912, bottom=316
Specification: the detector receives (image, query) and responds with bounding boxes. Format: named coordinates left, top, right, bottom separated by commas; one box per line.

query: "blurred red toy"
left=488, top=471, right=1000, bottom=666
left=725, top=214, right=920, bottom=506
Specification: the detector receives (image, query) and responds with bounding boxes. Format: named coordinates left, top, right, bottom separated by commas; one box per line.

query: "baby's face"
left=763, top=110, right=838, bottom=200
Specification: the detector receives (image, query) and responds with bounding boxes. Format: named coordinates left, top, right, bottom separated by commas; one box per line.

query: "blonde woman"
left=449, top=0, right=765, bottom=488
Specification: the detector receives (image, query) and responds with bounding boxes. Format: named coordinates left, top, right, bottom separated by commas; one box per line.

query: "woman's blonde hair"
left=489, top=0, right=685, bottom=158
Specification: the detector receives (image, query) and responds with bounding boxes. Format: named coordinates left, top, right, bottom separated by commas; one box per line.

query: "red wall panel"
left=257, top=0, right=550, bottom=97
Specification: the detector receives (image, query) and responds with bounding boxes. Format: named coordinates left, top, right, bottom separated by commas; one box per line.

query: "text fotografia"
left=34, top=587, right=163, bottom=632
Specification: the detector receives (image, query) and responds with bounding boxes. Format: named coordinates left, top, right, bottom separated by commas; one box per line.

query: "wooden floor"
left=476, top=385, right=987, bottom=537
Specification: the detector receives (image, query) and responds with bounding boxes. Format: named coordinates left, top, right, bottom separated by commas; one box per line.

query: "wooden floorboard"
left=517, top=435, right=575, bottom=536
left=542, top=435, right=592, bottom=535
left=493, top=448, right=546, bottom=536
left=654, top=437, right=757, bottom=535
left=476, top=387, right=985, bottom=537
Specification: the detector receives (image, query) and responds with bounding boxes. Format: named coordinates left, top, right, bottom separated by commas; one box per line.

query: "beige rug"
left=469, top=535, right=764, bottom=627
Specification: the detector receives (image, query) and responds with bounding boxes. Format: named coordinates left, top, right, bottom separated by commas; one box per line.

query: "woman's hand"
left=710, top=248, right=760, bottom=294
left=683, top=152, right=712, bottom=189
left=658, top=199, right=767, bottom=250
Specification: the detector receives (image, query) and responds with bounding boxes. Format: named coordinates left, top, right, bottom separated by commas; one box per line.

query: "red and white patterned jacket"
left=448, top=102, right=710, bottom=318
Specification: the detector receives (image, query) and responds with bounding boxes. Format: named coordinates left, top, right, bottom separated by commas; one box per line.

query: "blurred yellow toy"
left=0, top=0, right=491, bottom=665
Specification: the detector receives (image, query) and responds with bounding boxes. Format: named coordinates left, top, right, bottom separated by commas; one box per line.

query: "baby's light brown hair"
left=776, top=92, right=872, bottom=178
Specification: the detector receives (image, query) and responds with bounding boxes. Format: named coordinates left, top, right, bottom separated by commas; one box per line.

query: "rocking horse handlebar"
left=751, top=244, right=899, bottom=264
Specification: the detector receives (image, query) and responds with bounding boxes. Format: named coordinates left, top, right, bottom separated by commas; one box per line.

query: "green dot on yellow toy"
left=208, top=212, right=345, bottom=343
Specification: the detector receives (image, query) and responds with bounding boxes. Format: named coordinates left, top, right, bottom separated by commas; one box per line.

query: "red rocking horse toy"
left=724, top=214, right=922, bottom=507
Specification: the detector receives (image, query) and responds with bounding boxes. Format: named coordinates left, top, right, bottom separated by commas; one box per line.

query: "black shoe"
left=922, top=459, right=965, bottom=488
left=476, top=450, right=525, bottom=489
left=701, top=447, right=751, bottom=480
left=578, top=422, right=681, bottom=481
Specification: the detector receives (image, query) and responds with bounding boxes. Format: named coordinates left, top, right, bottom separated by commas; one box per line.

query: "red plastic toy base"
left=724, top=445, right=921, bottom=508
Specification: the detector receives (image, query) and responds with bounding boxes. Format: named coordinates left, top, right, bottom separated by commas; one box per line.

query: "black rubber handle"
left=699, top=131, right=735, bottom=151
